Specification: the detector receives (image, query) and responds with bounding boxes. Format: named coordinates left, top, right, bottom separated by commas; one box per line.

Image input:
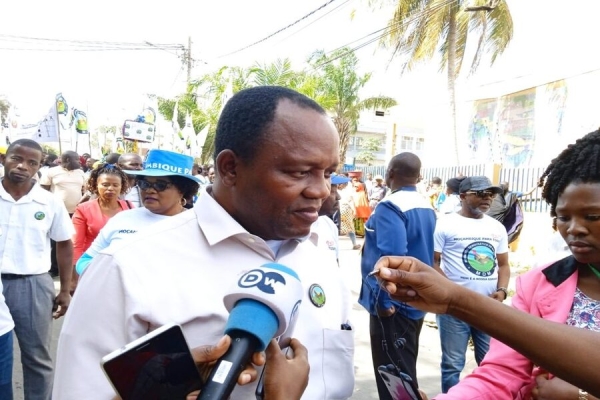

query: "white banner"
left=11, top=104, right=59, bottom=143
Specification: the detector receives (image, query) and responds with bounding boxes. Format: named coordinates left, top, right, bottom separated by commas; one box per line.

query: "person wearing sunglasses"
left=432, top=175, right=510, bottom=393
left=74, top=150, right=201, bottom=275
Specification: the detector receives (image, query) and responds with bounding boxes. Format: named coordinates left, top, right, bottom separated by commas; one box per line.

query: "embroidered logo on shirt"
left=309, top=284, right=326, bottom=308
left=34, top=212, right=45, bottom=220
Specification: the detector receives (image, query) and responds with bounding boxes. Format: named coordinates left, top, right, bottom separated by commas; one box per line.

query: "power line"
left=276, top=0, right=352, bottom=45
left=217, top=0, right=340, bottom=58
left=310, top=0, right=459, bottom=70
left=0, top=33, right=182, bottom=48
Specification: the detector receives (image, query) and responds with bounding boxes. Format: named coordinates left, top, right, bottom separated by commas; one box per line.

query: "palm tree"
left=309, top=49, right=397, bottom=166
left=0, top=96, right=10, bottom=126
left=377, top=0, right=513, bottom=164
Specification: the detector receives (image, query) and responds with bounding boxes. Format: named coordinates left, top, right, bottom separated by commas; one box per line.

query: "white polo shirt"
left=0, top=178, right=73, bottom=275
left=54, top=187, right=355, bottom=400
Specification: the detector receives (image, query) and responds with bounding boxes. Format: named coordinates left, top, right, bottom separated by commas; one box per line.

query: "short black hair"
left=7, top=139, right=43, bottom=159
left=539, top=128, right=600, bottom=216
left=214, top=86, right=326, bottom=162
left=431, top=177, right=442, bottom=185
left=169, top=175, right=200, bottom=200
left=105, top=152, right=121, bottom=164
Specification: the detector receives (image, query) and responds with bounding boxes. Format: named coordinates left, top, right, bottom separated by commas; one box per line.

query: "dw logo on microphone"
left=238, top=269, right=287, bottom=294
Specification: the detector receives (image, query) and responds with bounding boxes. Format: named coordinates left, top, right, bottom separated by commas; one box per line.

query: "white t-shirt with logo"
left=434, top=212, right=508, bottom=296
left=84, top=207, right=169, bottom=260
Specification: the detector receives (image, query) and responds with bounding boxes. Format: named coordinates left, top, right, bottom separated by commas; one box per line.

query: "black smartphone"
left=101, top=324, right=202, bottom=400
left=377, top=364, right=422, bottom=400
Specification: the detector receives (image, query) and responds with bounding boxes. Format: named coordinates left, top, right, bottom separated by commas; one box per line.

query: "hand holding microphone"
left=197, top=263, right=303, bottom=400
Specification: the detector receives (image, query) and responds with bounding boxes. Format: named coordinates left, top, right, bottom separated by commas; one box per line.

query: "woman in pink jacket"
left=435, top=129, right=600, bottom=400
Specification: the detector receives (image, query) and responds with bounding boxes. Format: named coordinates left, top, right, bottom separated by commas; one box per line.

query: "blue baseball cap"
left=331, top=175, right=351, bottom=185
left=125, top=149, right=202, bottom=184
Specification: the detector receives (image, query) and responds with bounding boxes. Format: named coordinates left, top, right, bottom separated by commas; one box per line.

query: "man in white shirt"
left=1, top=139, right=74, bottom=400
left=433, top=176, right=510, bottom=393
left=54, top=86, right=355, bottom=400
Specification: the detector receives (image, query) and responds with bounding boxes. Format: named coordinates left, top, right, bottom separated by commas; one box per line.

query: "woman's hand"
left=531, top=374, right=579, bottom=400
left=375, top=256, right=460, bottom=315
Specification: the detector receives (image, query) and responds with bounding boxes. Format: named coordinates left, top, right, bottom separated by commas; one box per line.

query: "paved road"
left=12, top=236, right=481, bottom=399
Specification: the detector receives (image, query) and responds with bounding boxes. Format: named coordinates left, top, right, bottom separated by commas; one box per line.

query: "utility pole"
left=186, top=36, right=192, bottom=83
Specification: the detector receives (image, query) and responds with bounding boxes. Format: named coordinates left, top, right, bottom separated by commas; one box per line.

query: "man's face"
left=460, top=189, right=496, bottom=216
left=4, top=145, right=42, bottom=184
left=208, top=168, right=215, bottom=183
left=230, top=101, right=339, bottom=240
left=119, top=155, right=143, bottom=171
left=63, top=152, right=81, bottom=170
left=320, top=184, right=340, bottom=217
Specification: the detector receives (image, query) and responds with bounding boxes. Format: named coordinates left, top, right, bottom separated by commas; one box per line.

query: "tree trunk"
left=336, top=117, right=351, bottom=170
left=447, top=7, right=460, bottom=165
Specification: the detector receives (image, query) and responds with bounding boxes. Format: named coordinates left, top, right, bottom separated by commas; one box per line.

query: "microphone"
left=197, top=263, right=303, bottom=400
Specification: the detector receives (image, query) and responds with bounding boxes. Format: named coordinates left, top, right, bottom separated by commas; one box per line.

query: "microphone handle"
left=197, top=331, right=259, bottom=400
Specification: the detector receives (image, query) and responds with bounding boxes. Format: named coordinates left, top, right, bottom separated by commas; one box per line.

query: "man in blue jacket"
left=359, top=152, right=436, bottom=400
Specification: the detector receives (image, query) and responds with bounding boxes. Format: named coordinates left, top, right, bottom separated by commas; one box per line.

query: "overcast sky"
left=2, top=0, right=600, bottom=126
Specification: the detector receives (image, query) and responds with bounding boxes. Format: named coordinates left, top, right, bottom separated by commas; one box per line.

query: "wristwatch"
left=579, top=389, right=589, bottom=399
left=496, top=287, right=508, bottom=299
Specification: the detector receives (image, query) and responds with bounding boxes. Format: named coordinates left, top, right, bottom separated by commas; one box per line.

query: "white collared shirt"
left=0, top=178, right=73, bottom=275
left=311, top=215, right=340, bottom=261
left=54, top=187, right=355, bottom=400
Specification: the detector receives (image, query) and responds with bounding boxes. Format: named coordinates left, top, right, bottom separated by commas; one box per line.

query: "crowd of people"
left=0, top=85, right=598, bottom=400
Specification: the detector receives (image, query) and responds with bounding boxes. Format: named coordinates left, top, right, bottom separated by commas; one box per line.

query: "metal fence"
left=499, top=166, right=549, bottom=213
left=342, top=164, right=550, bottom=213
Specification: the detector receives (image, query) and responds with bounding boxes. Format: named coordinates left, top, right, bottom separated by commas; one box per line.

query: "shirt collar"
left=392, top=185, right=417, bottom=194
left=0, top=178, right=50, bottom=204
left=194, top=186, right=317, bottom=246
left=542, top=256, right=579, bottom=286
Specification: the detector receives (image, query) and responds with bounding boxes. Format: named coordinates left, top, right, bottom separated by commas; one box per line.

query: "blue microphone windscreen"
left=262, top=262, right=299, bottom=280
left=224, top=299, right=279, bottom=351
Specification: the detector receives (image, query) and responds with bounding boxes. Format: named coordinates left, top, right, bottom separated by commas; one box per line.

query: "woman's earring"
left=181, top=198, right=187, bottom=207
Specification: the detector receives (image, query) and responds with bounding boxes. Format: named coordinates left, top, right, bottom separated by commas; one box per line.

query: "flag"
left=73, top=109, right=88, bottom=134
left=196, top=124, right=210, bottom=157
left=56, top=93, right=68, bottom=116
left=182, top=113, right=195, bottom=153
left=11, top=104, right=60, bottom=143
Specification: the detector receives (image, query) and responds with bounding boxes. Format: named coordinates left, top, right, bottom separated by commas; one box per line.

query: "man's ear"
left=459, top=193, right=467, bottom=201
left=215, top=149, right=239, bottom=187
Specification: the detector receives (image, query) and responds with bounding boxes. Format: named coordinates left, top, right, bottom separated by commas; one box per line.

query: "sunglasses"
left=466, top=190, right=497, bottom=199
left=137, top=179, right=173, bottom=192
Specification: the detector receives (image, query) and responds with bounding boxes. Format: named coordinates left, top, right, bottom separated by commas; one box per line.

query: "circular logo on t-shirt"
left=34, top=211, right=45, bottom=220
left=462, top=241, right=496, bottom=277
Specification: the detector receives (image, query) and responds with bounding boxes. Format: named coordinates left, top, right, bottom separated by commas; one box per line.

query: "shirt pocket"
left=322, top=328, right=355, bottom=399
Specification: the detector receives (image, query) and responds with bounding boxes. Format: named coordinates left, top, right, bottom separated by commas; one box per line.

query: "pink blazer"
left=436, top=256, right=579, bottom=400
left=72, top=199, right=133, bottom=262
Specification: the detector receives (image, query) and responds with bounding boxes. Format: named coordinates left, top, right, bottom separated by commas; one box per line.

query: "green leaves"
left=157, top=50, right=397, bottom=165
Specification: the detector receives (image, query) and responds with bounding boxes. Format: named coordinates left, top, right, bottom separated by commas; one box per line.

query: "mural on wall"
left=468, top=81, right=570, bottom=168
